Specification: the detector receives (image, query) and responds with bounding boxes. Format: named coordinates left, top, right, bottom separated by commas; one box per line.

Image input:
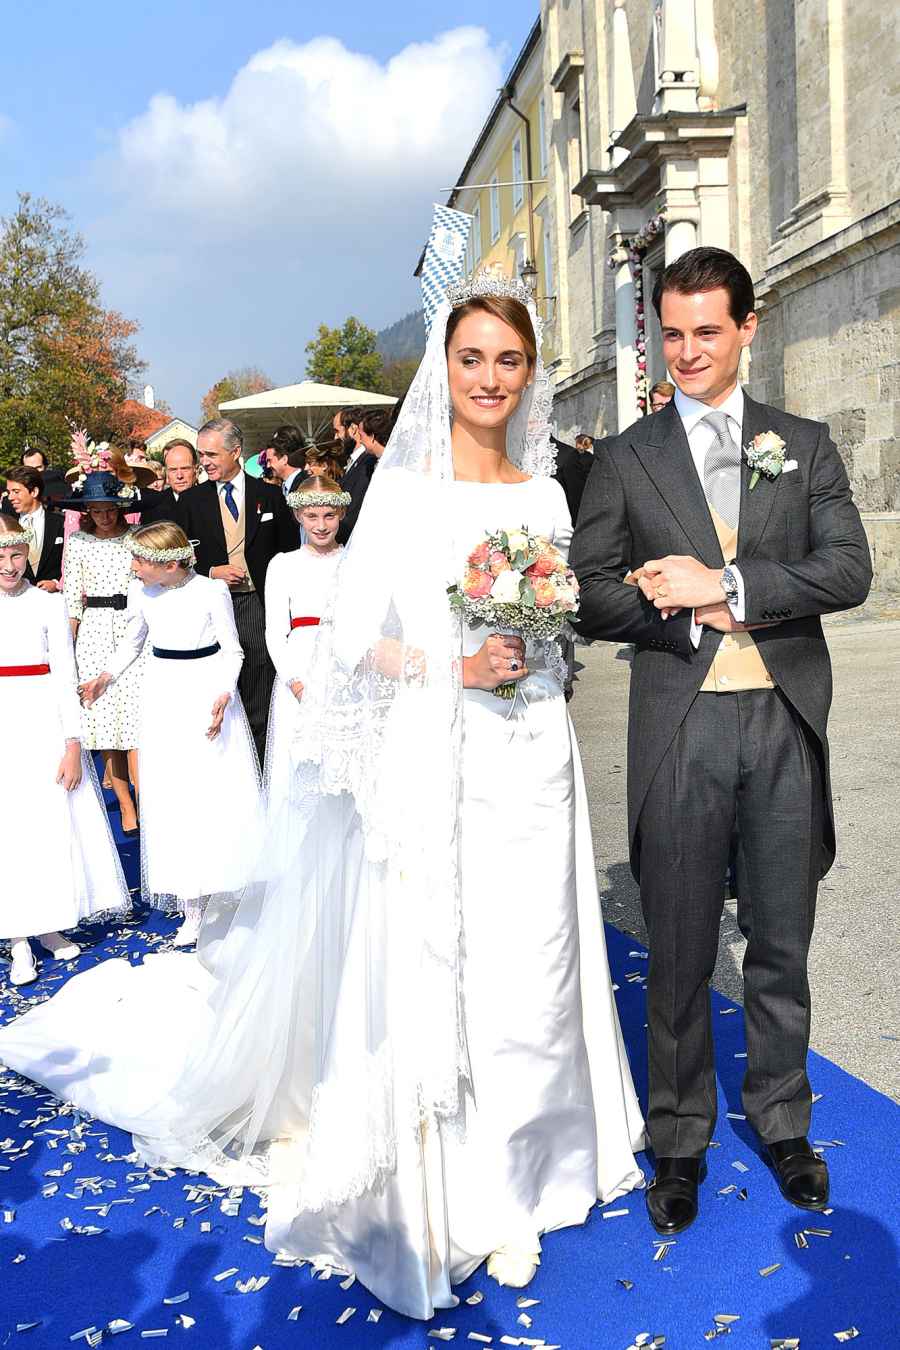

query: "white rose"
left=753, top=431, right=785, bottom=457
left=505, top=530, right=530, bottom=556
left=491, top=569, right=523, bottom=603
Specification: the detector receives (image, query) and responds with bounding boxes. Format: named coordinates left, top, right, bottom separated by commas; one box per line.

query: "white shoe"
left=9, top=941, right=38, bottom=986
left=38, top=932, right=81, bottom=961
left=173, top=912, right=202, bottom=948
left=487, top=1242, right=541, bottom=1289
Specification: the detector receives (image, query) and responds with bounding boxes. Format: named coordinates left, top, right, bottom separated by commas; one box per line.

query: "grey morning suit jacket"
left=569, top=394, right=873, bottom=882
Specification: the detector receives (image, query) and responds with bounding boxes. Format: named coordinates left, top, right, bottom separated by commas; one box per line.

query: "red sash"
left=290, top=617, right=320, bottom=630
left=0, top=663, right=50, bottom=677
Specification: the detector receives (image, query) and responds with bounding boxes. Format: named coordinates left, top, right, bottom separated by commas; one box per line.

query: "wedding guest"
left=331, top=407, right=362, bottom=458
left=60, top=470, right=144, bottom=834
left=80, top=521, right=263, bottom=948
left=357, top=409, right=391, bottom=459
left=336, top=410, right=378, bottom=545
left=143, top=439, right=199, bottom=522
left=1, top=466, right=65, bottom=592
left=21, top=447, right=68, bottom=503
left=648, top=380, right=675, bottom=413
left=552, top=434, right=593, bottom=525
left=263, top=474, right=348, bottom=805
left=0, top=517, right=129, bottom=985
left=304, top=441, right=345, bottom=482
left=266, top=426, right=312, bottom=496
left=174, top=417, right=299, bottom=767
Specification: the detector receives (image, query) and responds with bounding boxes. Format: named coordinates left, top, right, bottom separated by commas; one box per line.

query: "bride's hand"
left=463, top=634, right=528, bottom=691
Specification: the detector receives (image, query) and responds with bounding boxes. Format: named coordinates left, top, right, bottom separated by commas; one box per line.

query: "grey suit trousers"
left=231, top=591, right=274, bottom=772
left=638, top=687, right=825, bottom=1157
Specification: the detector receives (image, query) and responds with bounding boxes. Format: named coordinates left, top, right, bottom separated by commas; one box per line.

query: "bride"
left=0, top=270, right=644, bottom=1320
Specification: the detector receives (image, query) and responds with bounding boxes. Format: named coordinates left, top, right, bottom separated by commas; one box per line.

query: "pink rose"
left=463, top=569, right=493, bottom=599
left=468, top=541, right=490, bottom=566
left=489, top=550, right=510, bottom=577
left=532, top=578, right=557, bottom=608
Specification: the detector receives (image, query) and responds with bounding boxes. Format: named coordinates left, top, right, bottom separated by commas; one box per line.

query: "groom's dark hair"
left=652, top=247, right=755, bottom=326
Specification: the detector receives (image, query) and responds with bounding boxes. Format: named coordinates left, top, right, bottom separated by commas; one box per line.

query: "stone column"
left=611, top=238, right=641, bottom=432
left=664, top=216, right=697, bottom=263
left=772, top=0, right=851, bottom=253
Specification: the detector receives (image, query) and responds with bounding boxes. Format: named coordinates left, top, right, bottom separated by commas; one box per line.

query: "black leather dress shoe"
left=646, top=1156, right=705, bottom=1235
left=766, top=1137, right=829, bottom=1210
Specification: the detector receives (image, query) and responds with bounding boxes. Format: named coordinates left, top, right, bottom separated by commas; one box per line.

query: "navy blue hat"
left=55, top=470, right=144, bottom=513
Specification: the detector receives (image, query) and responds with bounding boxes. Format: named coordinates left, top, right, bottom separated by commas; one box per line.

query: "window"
left=538, top=96, right=549, bottom=176
left=566, top=97, right=584, bottom=220
left=512, top=134, right=524, bottom=210
left=543, top=225, right=554, bottom=297
left=471, top=200, right=482, bottom=266
left=489, top=174, right=501, bottom=242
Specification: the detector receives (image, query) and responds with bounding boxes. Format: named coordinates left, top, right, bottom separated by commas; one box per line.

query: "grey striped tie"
left=702, top=410, right=741, bottom=529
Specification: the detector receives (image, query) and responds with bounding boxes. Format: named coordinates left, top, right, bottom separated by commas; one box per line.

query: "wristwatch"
left=720, top=565, right=739, bottom=607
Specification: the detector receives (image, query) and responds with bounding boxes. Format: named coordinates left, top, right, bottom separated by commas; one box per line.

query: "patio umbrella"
left=219, top=381, right=396, bottom=455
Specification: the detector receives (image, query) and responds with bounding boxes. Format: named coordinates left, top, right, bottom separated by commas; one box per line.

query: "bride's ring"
left=656, top=587, right=668, bottom=598
left=509, top=659, right=520, bottom=672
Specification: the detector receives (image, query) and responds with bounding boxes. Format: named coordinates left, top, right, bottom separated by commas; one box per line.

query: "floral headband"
left=0, top=527, right=34, bottom=550
left=286, top=490, right=351, bottom=510
left=128, top=535, right=196, bottom=565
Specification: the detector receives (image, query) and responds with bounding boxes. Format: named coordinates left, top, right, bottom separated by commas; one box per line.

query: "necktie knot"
left=701, top=411, right=740, bottom=529
left=222, top=481, right=239, bottom=521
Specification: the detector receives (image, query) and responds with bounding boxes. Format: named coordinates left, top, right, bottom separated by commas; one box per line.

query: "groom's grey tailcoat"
left=569, top=395, right=873, bottom=883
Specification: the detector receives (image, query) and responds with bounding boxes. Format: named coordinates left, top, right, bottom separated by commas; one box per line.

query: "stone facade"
left=537, top=0, right=898, bottom=577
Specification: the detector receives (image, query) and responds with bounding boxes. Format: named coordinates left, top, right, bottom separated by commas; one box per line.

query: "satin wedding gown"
left=0, top=476, right=644, bottom=1319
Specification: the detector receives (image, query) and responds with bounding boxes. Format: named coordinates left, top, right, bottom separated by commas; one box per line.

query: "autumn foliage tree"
left=0, top=193, right=145, bottom=471
left=305, top=317, right=383, bottom=390
left=200, top=367, right=272, bottom=425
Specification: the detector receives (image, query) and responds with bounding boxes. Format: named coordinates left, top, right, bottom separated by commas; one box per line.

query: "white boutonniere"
left=744, top=430, right=787, bottom=491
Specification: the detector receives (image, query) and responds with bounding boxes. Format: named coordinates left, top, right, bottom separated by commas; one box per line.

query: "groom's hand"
left=641, top=556, right=725, bottom=610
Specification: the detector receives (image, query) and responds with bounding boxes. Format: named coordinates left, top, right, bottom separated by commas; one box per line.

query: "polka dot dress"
left=63, top=531, right=145, bottom=750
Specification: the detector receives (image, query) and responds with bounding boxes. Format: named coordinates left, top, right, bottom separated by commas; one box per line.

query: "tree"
left=379, top=357, right=419, bottom=400
left=0, top=193, right=145, bottom=469
left=200, top=366, right=271, bottom=425
left=305, top=317, right=383, bottom=390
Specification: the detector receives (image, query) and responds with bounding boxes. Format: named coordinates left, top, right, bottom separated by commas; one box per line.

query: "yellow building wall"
left=460, top=89, right=554, bottom=361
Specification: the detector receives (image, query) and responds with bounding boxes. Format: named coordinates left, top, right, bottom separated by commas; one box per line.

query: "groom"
left=570, top=247, right=872, bottom=1235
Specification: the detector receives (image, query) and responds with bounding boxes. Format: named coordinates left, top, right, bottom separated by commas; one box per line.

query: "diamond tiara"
left=445, top=266, right=533, bottom=311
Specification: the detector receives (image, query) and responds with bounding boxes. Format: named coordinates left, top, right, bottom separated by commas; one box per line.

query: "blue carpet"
left=1, top=790, right=897, bottom=1348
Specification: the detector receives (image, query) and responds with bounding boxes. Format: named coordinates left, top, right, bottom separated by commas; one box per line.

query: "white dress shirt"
left=345, top=444, right=366, bottom=471
left=218, top=471, right=246, bottom=516
left=672, top=385, right=746, bottom=644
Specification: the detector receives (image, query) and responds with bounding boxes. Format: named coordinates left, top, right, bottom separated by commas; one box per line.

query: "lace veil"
left=136, top=279, right=558, bottom=1212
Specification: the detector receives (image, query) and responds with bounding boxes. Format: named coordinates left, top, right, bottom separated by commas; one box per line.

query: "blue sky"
left=0, top=0, right=535, bottom=421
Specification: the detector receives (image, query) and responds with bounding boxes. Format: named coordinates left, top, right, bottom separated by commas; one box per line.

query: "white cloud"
left=112, top=27, right=502, bottom=228
left=89, top=27, right=505, bottom=412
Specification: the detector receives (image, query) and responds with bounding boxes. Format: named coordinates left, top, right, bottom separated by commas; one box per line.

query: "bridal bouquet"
left=448, top=527, right=579, bottom=698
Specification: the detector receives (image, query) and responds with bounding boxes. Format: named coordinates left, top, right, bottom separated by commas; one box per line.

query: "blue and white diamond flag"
left=420, top=204, right=473, bottom=338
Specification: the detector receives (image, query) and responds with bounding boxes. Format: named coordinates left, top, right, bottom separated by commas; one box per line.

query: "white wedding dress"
left=0, top=475, right=644, bottom=1318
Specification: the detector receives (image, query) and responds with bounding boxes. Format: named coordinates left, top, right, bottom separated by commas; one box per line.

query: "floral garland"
left=607, top=213, right=666, bottom=414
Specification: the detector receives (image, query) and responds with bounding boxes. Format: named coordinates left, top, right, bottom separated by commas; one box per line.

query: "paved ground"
left=570, top=594, right=900, bottom=1102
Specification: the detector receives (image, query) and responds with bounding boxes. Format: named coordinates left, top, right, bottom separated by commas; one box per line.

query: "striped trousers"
left=231, top=591, right=275, bottom=771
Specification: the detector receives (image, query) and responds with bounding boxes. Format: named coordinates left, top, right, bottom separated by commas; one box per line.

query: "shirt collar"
left=674, top=383, right=745, bottom=436
left=219, top=470, right=244, bottom=492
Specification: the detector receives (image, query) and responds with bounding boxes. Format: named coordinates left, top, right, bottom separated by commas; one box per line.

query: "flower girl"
left=0, top=518, right=128, bottom=986
left=263, top=476, right=347, bottom=805
left=80, top=522, right=263, bottom=947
